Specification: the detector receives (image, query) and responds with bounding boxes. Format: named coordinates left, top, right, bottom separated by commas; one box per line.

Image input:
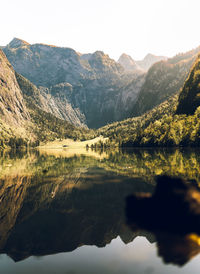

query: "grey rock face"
left=16, top=73, right=87, bottom=128
left=4, top=39, right=142, bottom=128
left=136, top=53, right=167, bottom=71
left=118, top=53, right=143, bottom=72
left=0, top=49, right=29, bottom=127
left=6, top=38, right=195, bottom=129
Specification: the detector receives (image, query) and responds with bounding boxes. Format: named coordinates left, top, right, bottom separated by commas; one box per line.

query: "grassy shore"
left=38, top=136, right=109, bottom=159
left=39, top=136, right=108, bottom=149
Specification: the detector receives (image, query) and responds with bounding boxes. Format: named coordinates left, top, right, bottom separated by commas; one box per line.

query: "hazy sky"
left=2, top=0, right=200, bottom=60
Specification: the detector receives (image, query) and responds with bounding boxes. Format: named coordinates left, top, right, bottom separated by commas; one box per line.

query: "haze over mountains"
left=1, top=37, right=200, bottom=146
left=3, top=38, right=144, bottom=128
left=1, top=38, right=173, bottom=129
left=118, top=53, right=167, bottom=72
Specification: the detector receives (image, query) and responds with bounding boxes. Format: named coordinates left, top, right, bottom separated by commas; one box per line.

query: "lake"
left=0, top=147, right=200, bottom=273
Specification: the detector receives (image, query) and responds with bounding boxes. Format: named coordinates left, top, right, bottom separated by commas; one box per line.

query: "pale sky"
left=2, top=0, right=200, bottom=60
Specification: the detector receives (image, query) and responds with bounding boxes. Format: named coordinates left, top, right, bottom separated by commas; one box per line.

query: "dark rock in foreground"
left=126, top=175, right=200, bottom=266
left=126, top=175, right=200, bottom=234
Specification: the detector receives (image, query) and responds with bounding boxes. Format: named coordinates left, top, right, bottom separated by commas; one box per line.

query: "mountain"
left=0, top=49, right=31, bottom=142
left=7, top=37, right=30, bottom=49
left=0, top=50, right=93, bottom=147
left=0, top=49, right=29, bottom=125
left=16, top=73, right=86, bottom=128
left=99, top=94, right=178, bottom=145
left=3, top=38, right=143, bottom=128
left=132, top=47, right=200, bottom=116
left=100, top=53, right=200, bottom=147
left=118, top=53, right=142, bottom=72
left=114, top=73, right=146, bottom=120
left=0, top=152, right=154, bottom=261
left=118, top=53, right=167, bottom=72
left=3, top=38, right=200, bottom=130
left=136, top=53, right=167, bottom=71
left=99, top=90, right=200, bottom=147
left=176, top=54, right=200, bottom=115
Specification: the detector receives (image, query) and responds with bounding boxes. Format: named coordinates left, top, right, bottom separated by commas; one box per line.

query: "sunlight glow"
left=1, top=0, right=200, bottom=60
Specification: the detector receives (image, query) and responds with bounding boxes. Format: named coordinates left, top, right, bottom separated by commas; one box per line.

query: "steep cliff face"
left=132, top=47, right=200, bottom=116
left=16, top=73, right=87, bottom=128
left=114, top=73, right=146, bottom=120
left=176, top=54, right=200, bottom=115
left=0, top=50, right=92, bottom=144
left=3, top=38, right=142, bottom=128
left=0, top=49, right=32, bottom=143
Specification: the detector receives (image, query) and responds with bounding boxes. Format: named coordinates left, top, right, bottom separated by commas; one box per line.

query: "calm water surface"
left=0, top=147, right=200, bottom=273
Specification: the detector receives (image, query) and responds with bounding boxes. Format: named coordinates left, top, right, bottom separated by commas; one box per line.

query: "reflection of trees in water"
left=157, top=233, right=200, bottom=266
left=1, top=148, right=200, bottom=183
left=0, top=149, right=200, bottom=264
left=0, top=155, right=153, bottom=262
left=126, top=175, right=200, bottom=266
left=103, top=148, right=200, bottom=183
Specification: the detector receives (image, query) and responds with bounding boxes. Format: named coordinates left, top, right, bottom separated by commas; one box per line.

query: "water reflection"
left=126, top=175, right=200, bottom=266
left=0, top=148, right=200, bottom=270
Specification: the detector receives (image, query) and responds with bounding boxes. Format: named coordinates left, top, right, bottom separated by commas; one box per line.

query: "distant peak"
left=118, top=53, right=141, bottom=72
left=8, top=38, right=30, bottom=48
left=118, top=53, right=134, bottom=62
left=120, top=53, right=129, bottom=58
left=146, top=53, right=155, bottom=57
left=93, top=51, right=105, bottom=57
left=143, top=53, right=167, bottom=61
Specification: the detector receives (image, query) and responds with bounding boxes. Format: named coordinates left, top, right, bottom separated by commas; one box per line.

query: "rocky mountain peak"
left=8, top=38, right=30, bottom=49
left=137, top=53, right=167, bottom=71
left=118, top=53, right=141, bottom=72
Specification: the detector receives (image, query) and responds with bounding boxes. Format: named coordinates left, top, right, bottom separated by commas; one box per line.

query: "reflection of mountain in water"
left=0, top=152, right=154, bottom=262
left=1, top=148, right=200, bottom=264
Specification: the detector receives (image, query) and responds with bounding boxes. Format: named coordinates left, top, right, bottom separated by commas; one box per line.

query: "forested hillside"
left=99, top=92, right=200, bottom=147
left=176, top=54, right=200, bottom=115
left=99, top=53, right=200, bottom=147
left=132, top=47, right=200, bottom=116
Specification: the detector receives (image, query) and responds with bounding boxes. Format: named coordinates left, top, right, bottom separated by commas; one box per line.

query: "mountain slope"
left=118, top=53, right=142, bottom=72
left=0, top=49, right=32, bottom=145
left=100, top=55, right=200, bottom=148
left=118, top=53, right=167, bottom=72
left=16, top=73, right=86, bottom=127
left=136, top=53, right=167, bottom=71
left=0, top=49, right=29, bottom=126
left=3, top=38, right=200, bottom=129
left=3, top=38, right=142, bottom=128
left=15, top=74, right=93, bottom=142
left=132, top=47, right=200, bottom=116
left=0, top=50, right=94, bottom=147
left=176, top=54, right=200, bottom=115
left=99, top=94, right=178, bottom=144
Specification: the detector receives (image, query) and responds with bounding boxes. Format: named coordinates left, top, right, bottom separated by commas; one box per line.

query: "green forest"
left=98, top=54, right=200, bottom=147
